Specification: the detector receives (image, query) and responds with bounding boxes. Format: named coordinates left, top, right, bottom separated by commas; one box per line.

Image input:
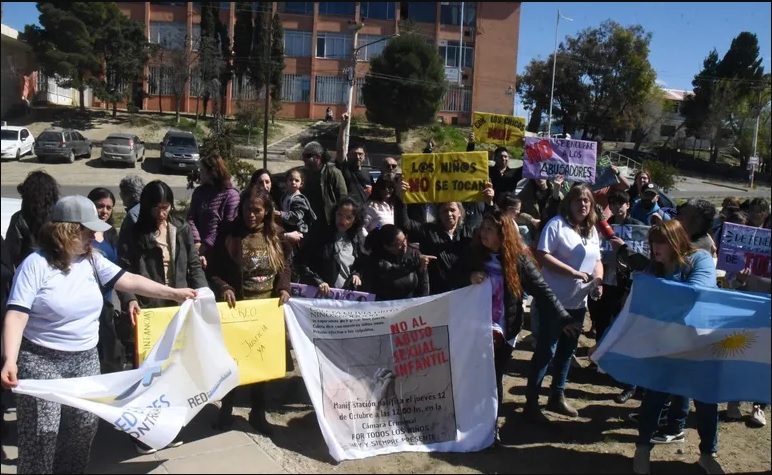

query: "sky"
left=3, top=2, right=770, bottom=97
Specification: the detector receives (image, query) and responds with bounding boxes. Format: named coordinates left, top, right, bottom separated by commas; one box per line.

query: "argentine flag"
left=591, top=274, right=771, bottom=404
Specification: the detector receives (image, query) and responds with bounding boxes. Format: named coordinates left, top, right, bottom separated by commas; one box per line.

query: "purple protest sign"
left=522, top=137, right=598, bottom=184
left=717, top=222, right=771, bottom=277
left=290, top=283, right=376, bottom=302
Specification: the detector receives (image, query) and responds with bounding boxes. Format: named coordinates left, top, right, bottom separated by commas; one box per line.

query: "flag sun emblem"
left=711, top=331, right=757, bottom=358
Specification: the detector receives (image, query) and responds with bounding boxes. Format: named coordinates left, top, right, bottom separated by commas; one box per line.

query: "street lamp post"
left=547, top=10, right=572, bottom=137
left=342, top=29, right=399, bottom=156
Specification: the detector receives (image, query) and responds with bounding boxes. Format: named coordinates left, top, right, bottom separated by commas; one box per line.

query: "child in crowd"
left=500, top=193, right=540, bottom=246
left=276, top=167, right=317, bottom=236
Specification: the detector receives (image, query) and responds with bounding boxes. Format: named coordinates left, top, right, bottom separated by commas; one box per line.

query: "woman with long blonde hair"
left=467, top=209, right=573, bottom=444
left=526, top=184, right=603, bottom=422
left=633, top=219, right=720, bottom=474
left=207, top=185, right=291, bottom=435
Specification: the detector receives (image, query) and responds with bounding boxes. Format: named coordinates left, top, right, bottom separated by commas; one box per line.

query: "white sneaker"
left=698, top=453, right=725, bottom=474
left=633, top=445, right=651, bottom=474
left=725, top=402, right=742, bottom=421
left=750, top=404, right=767, bottom=427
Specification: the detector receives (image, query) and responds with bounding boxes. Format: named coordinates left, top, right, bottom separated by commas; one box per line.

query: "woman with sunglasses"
left=466, top=209, right=573, bottom=444
left=526, top=184, right=603, bottom=422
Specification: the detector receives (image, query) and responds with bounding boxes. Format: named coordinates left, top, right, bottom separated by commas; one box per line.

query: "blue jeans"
left=637, top=389, right=719, bottom=454
left=527, top=307, right=586, bottom=401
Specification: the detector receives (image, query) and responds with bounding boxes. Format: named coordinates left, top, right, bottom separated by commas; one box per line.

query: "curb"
left=700, top=181, right=752, bottom=192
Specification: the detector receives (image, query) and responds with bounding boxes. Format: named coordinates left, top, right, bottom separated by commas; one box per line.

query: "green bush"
left=189, top=126, right=256, bottom=191
left=427, top=124, right=469, bottom=152
left=642, top=159, right=678, bottom=192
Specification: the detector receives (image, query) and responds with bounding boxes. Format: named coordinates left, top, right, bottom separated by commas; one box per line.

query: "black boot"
left=547, top=392, right=578, bottom=417
left=523, top=398, right=550, bottom=424
left=248, top=383, right=273, bottom=436
left=214, top=390, right=235, bottom=431
left=615, top=386, right=636, bottom=404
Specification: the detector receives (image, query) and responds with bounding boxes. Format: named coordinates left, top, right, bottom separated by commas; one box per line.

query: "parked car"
left=160, top=130, right=200, bottom=172
left=1, top=126, right=35, bottom=160
left=34, top=127, right=92, bottom=163
left=101, top=133, right=145, bottom=168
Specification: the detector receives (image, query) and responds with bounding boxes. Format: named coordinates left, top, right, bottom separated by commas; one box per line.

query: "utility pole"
left=262, top=6, right=272, bottom=170
left=342, top=23, right=362, bottom=159
left=548, top=10, right=572, bottom=137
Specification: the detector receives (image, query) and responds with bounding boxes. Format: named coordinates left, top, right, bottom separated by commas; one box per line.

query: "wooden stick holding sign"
left=401, top=151, right=490, bottom=204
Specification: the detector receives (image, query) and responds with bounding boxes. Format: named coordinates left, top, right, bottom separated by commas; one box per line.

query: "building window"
left=232, top=74, right=261, bottom=100
left=279, top=2, right=314, bottom=15
left=355, top=77, right=366, bottom=106
left=189, top=67, right=203, bottom=96
left=440, top=2, right=476, bottom=26
left=316, top=32, right=352, bottom=60
left=318, top=2, right=355, bottom=16
left=441, top=85, right=472, bottom=112
left=314, top=75, right=346, bottom=104
left=439, top=41, right=474, bottom=68
left=357, top=35, right=388, bottom=61
left=659, top=124, right=677, bottom=137
left=282, top=74, right=311, bottom=102
left=191, top=24, right=201, bottom=50
left=192, top=2, right=231, bottom=9
left=400, top=3, right=437, bottom=24
left=360, top=2, right=395, bottom=21
left=149, top=21, right=187, bottom=50
left=148, top=66, right=176, bottom=95
left=284, top=30, right=313, bottom=57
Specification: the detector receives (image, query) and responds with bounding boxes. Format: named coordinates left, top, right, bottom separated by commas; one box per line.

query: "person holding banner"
left=295, top=197, right=367, bottom=295
left=206, top=186, right=292, bottom=435
left=628, top=170, right=651, bottom=203
left=632, top=219, right=722, bottom=475
left=526, top=184, right=603, bottom=420
left=1, top=195, right=197, bottom=475
left=466, top=209, right=574, bottom=441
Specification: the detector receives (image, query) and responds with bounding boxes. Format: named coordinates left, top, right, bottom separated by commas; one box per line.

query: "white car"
left=1, top=197, right=22, bottom=239
left=1, top=126, right=35, bottom=160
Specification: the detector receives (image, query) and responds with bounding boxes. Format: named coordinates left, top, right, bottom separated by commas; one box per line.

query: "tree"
left=167, top=37, right=195, bottom=124
left=269, top=12, right=285, bottom=122
left=362, top=33, right=446, bottom=144
left=197, top=2, right=232, bottom=118
left=517, top=59, right=550, bottom=133
left=682, top=32, right=766, bottom=164
left=22, top=2, right=118, bottom=112
left=89, top=13, right=152, bottom=117
left=199, top=2, right=218, bottom=117
left=629, top=86, right=668, bottom=150
left=232, top=2, right=253, bottom=81
left=194, top=34, right=227, bottom=125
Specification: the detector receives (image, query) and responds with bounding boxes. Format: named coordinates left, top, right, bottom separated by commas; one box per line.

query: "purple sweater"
left=187, top=184, right=240, bottom=250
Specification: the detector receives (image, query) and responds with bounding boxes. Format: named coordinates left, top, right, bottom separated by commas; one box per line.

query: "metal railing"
left=604, top=150, right=642, bottom=174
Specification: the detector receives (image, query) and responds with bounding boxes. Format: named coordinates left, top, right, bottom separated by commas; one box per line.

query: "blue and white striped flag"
left=591, top=274, right=771, bottom=404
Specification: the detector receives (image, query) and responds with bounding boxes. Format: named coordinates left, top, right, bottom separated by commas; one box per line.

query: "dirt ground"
left=234, top=319, right=771, bottom=475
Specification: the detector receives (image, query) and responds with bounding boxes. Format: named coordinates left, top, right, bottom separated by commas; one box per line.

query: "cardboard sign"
left=401, top=151, right=489, bottom=204
left=471, top=112, right=526, bottom=147
left=522, top=137, right=598, bottom=183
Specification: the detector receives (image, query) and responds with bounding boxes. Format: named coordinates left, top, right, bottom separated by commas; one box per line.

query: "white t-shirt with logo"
left=7, top=251, right=125, bottom=352
left=537, top=215, right=601, bottom=310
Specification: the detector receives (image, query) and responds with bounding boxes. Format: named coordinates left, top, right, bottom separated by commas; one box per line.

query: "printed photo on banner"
left=284, top=283, right=497, bottom=461
left=593, top=155, right=620, bottom=190
left=290, top=283, right=375, bottom=302
left=401, top=151, right=489, bottom=205
left=522, top=137, right=598, bottom=184
left=471, top=112, right=526, bottom=147
left=600, top=225, right=650, bottom=285
left=718, top=222, right=771, bottom=277
left=135, top=298, right=287, bottom=385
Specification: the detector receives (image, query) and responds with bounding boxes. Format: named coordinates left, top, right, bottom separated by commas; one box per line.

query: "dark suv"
left=34, top=128, right=92, bottom=163
left=160, top=130, right=200, bottom=172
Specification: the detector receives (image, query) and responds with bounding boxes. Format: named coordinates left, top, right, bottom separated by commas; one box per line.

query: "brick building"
left=101, top=2, right=521, bottom=126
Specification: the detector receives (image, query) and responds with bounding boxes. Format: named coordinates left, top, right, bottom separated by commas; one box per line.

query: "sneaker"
left=698, top=453, right=725, bottom=474
left=134, top=440, right=158, bottom=455
left=749, top=404, right=767, bottom=427
left=632, top=445, right=651, bottom=474
left=725, top=402, right=742, bottom=421
left=651, top=430, right=685, bottom=444
left=615, top=387, right=636, bottom=404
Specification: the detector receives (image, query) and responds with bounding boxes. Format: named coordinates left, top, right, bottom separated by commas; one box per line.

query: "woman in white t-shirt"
left=525, top=184, right=603, bottom=421
left=0, top=196, right=196, bottom=475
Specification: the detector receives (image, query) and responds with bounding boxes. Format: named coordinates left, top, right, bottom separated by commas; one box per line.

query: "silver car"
left=101, top=133, right=145, bottom=168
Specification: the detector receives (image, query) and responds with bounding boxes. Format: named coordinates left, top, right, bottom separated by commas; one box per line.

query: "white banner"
left=12, top=288, right=239, bottom=450
left=284, top=282, right=497, bottom=461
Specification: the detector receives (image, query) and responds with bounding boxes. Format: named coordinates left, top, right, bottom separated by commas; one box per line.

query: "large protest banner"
left=284, top=283, right=497, bottom=461
left=290, top=283, right=375, bottom=302
left=600, top=225, right=650, bottom=286
left=136, top=297, right=286, bottom=386
left=471, top=112, right=526, bottom=147
left=401, top=151, right=489, bottom=204
left=13, top=288, right=240, bottom=451
left=522, top=137, right=598, bottom=183
left=718, top=222, right=771, bottom=277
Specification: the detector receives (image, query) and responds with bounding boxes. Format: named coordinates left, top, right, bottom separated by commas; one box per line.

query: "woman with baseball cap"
left=1, top=195, right=197, bottom=474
